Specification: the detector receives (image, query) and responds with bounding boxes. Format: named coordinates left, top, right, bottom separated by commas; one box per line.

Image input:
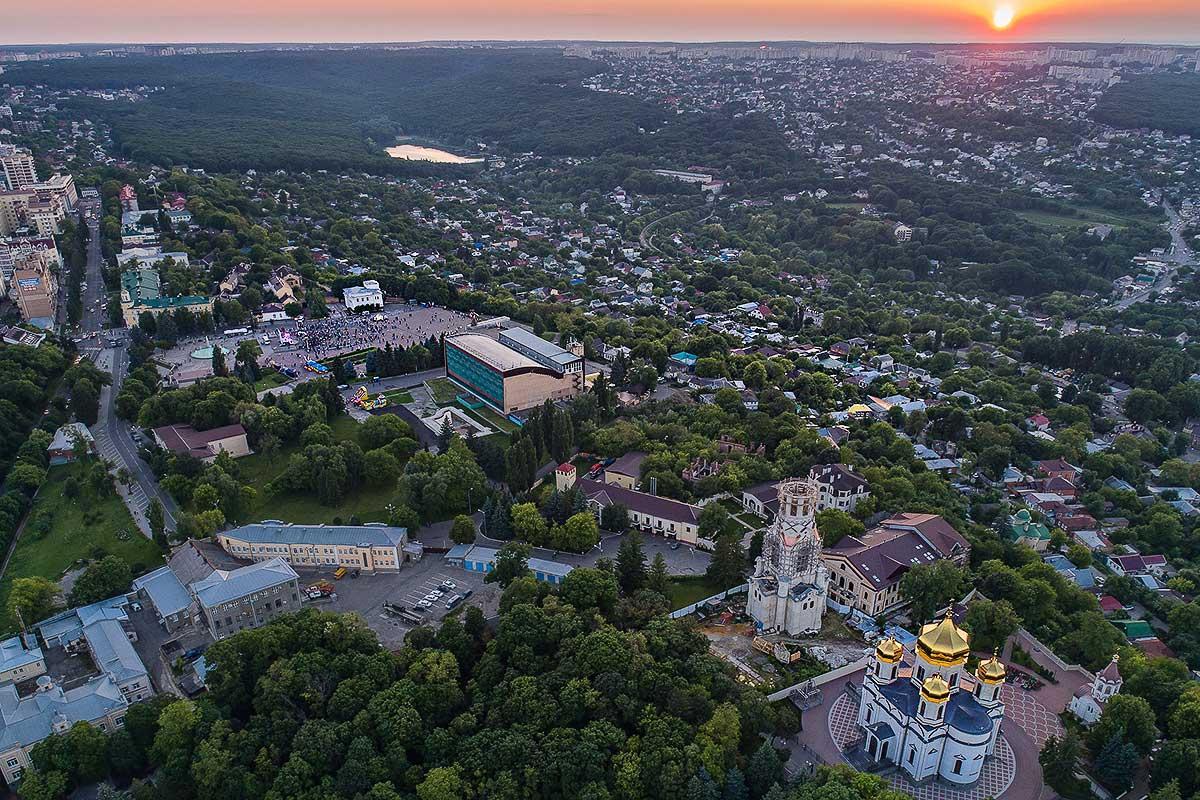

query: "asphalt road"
left=1112, top=200, right=1196, bottom=311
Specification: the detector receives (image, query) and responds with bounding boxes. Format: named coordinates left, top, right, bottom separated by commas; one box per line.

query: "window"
left=865, top=706, right=873, bottom=723
left=952, top=758, right=963, bottom=775
left=6, top=758, right=19, bottom=768
left=907, top=748, right=916, bottom=764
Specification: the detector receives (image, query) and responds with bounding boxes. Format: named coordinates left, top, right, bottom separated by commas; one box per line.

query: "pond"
left=385, top=144, right=484, bottom=164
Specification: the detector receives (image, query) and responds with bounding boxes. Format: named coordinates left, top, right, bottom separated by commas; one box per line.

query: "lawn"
left=382, top=389, right=414, bottom=405
left=0, top=463, right=163, bottom=633
left=461, top=405, right=518, bottom=434
left=667, top=575, right=729, bottom=610
left=254, top=369, right=291, bottom=392
left=1016, top=206, right=1158, bottom=231
left=426, top=377, right=461, bottom=405
left=236, top=415, right=397, bottom=524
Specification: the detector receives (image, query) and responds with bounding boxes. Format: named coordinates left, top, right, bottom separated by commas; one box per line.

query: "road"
left=1113, top=200, right=1196, bottom=311
left=74, top=190, right=179, bottom=535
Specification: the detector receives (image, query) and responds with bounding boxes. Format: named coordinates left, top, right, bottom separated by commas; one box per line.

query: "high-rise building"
left=0, top=145, right=37, bottom=190
left=11, top=249, right=58, bottom=325
left=747, top=478, right=829, bottom=635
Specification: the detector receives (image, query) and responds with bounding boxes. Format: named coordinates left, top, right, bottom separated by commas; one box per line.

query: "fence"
left=669, top=583, right=748, bottom=619
left=1014, top=627, right=1097, bottom=684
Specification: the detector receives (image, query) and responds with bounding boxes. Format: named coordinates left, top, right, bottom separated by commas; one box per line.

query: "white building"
left=747, top=478, right=829, bottom=635
left=856, top=614, right=1006, bottom=785
left=1067, top=654, right=1122, bottom=725
left=343, top=279, right=383, bottom=311
left=810, top=463, right=871, bottom=512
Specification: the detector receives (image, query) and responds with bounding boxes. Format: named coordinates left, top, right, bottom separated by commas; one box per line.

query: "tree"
left=69, top=556, right=133, bottom=607
left=899, top=560, right=967, bottom=623
left=450, top=514, right=476, bottom=545
left=648, top=553, right=671, bottom=598
left=71, top=378, right=100, bottom=425
left=815, top=508, right=863, bottom=547
left=961, top=598, right=1020, bottom=653
left=1090, top=694, right=1158, bottom=756
left=1152, top=739, right=1200, bottom=798
left=600, top=502, right=630, bottom=533
left=706, top=534, right=746, bottom=590
left=1040, top=732, right=1083, bottom=792
left=436, top=416, right=455, bottom=453
left=148, top=499, right=167, bottom=547
left=698, top=504, right=737, bottom=541
left=417, top=766, right=463, bottom=800
left=7, top=576, right=59, bottom=625
left=364, top=448, right=402, bottom=487
left=511, top=502, right=548, bottom=545
left=558, top=511, right=600, bottom=553
left=485, top=542, right=530, bottom=587
left=745, top=742, right=783, bottom=799
left=211, top=345, right=228, bottom=378
left=615, top=531, right=647, bottom=596
left=559, top=567, right=618, bottom=614
left=13, top=769, right=68, bottom=800
left=1094, top=732, right=1139, bottom=791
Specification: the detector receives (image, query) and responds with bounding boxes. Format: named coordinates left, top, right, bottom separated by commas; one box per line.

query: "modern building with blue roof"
left=453, top=545, right=574, bottom=585
left=217, top=522, right=407, bottom=572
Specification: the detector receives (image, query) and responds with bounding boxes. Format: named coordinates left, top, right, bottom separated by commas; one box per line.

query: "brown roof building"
left=152, top=423, right=251, bottom=462
left=822, top=513, right=969, bottom=616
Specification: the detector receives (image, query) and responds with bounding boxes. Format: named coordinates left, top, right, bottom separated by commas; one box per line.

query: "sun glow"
left=991, top=4, right=1015, bottom=29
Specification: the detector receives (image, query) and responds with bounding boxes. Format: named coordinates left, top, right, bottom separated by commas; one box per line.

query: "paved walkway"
left=826, top=691, right=1017, bottom=800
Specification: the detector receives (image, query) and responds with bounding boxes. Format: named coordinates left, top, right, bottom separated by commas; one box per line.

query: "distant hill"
left=1094, top=73, right=1200, bottom=137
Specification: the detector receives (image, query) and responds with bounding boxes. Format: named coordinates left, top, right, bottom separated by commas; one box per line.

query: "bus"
left=223, top=327, right=250, bottom=337
left=304, top=360, right=329, bottom=374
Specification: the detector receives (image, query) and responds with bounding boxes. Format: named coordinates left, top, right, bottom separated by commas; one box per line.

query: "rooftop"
left=448, top=333, right=542, bottom=372
left=499, top=327, right=579, bottom=367
left=191, top=557, right=299, bottom=609
left=225, top=521, right=407, bottom=549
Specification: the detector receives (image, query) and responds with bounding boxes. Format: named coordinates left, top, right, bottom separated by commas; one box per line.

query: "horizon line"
left=4, top=37, right=1200, bottom=49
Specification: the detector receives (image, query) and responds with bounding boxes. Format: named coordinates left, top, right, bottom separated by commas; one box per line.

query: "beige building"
left=604, top=451, right=647, bottom=490
left=445, top=328, right=584, bottom=415
left=0, top=176, right=77, bottom=237
left=571, top=474, right=708, bottom=547
left=823, top=513, right=970, bottom=617
left=152, top=423, right=251, bottom=462
left=217, top=522, right=409, bottom=572
left=0, top=146, right=37, bottom=190
left=0, top=636, right=45, bottom=686
left=11, top=250, right=57, bottom=324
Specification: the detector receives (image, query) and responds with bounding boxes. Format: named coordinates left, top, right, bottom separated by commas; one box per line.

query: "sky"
left=5, top=0, right=1199, bottom=46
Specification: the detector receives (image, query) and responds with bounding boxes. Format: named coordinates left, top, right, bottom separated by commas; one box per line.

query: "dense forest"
left=11, top=50, right=664, bottom=172
left=16, top=595, right=818, bottom=800
left=1094, top=74, right=1200, bottom=137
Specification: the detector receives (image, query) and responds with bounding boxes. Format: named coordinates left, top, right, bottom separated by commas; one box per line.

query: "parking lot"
left=296, top=554, right=500, bottom=649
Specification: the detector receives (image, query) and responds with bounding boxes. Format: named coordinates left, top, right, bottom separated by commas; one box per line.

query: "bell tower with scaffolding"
left=747, top=477, right=829, bottom=635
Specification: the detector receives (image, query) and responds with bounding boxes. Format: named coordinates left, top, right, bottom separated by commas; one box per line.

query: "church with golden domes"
left=856, top=612, right=1007, bottom=785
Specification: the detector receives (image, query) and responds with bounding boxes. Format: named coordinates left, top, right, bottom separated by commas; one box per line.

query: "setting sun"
left=991, top=4, right=1015, bottom=29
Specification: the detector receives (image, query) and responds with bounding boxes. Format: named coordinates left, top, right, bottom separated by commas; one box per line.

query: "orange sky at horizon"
left=5, top=0, right=1199, bottom=46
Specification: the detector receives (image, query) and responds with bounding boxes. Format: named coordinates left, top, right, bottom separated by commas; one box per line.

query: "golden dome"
left=875, top=636, right=903, bottom=664
left=917, top=611, right=971, bottom=666
left=976, top=650, right=1007, bottom=684
left=920, top=674, right=951, bottom=703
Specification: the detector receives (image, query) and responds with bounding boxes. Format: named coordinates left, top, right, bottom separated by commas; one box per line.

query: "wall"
left=766, top=655, right=872, bottom=701
left=668, top=583, right=748, bottom=619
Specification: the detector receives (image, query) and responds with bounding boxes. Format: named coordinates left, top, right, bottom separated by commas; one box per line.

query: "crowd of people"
left=272, top=306, right=473, bottom=371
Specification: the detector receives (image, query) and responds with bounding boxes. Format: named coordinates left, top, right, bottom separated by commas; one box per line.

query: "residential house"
left=573, top=476, right=706, bottom=547
left=809, top=463, right=870, bottom=512
left=46, top=422, right=94, bottom=465
left=604, top=451, right=648, bottom=490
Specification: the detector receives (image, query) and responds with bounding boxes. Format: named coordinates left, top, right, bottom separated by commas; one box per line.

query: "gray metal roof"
left=83, top=619, right=146, bottom=685
left=132, top=566, right=193, bottom=618
left=499, top=327, right=579, bottom=366
left=191, top=558, right=299, bottom=609
left=0, top=677, right=126, bottom=752
left=0, top=636, right=42, bottom=675
left=227, top=522, right=407, bottom=549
